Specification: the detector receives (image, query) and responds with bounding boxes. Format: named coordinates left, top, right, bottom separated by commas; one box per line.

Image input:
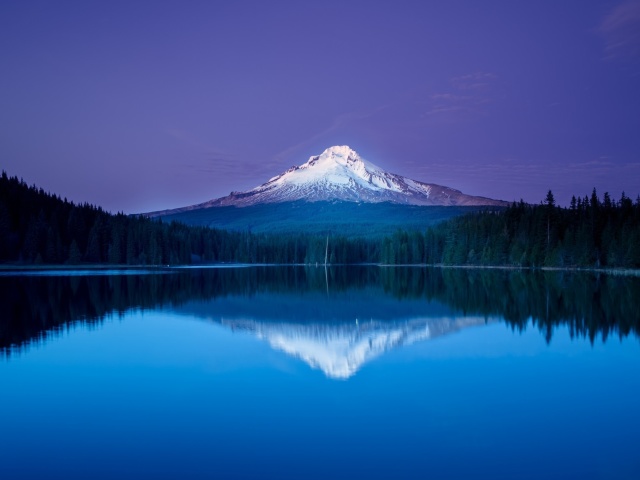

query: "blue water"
left=1, top=267, right=639, bottom=479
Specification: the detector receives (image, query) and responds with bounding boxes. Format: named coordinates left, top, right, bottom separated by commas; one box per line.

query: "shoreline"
left=379, top=263, right=640, bottom=276
left=1, top=262, right=639, bottom=276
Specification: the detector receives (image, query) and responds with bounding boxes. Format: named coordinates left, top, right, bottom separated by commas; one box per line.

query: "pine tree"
left=68, top=240, right=82, bottom=264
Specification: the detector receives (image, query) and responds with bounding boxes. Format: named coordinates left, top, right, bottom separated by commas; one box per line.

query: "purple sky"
left=1, top=0, right=640, bottom=212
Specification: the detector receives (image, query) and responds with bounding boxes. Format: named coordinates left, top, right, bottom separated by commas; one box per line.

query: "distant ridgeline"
left=2, top=267, right=639, bottom=356
left=1, top=172, right=639, bottom=268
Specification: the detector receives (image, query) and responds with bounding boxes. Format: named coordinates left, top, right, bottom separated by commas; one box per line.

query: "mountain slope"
left=156, top=200, right=496, bottom=237
left=149, top=146, right=508, bottom=217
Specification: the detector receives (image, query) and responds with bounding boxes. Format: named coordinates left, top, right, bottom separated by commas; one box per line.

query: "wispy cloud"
left=273, top=72, right=500, bottom=162
left=411, top=157, right=640, bottom=203
left=423, top=71, right=498, bottom=118
left=165, top=128, right=280, bottom=182
left=450, top=72, right=498, bottom=91
left=180, top=156, right=282, bottom=182
left=165, top=128, right=238, bottom=161
left=272, top=103, right=395, bottom=162
left=422, top=105, right=468, bottom=117
left=430, top=93, right=471, bottom=101
left=599, top=1, right=640, bottom=59
left=416, top=157, right=640, bottom=179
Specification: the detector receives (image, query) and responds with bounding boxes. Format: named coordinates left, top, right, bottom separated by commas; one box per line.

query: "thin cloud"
left=275, top=75, right=500, bottom=162
left=165, top=128, right=235, bottom=158
left=451, top=72, right=498, bottom=91
left=599, top=1, right=640, bottom=59
left=430, top=93, right=471, bottom=101
left=413, top=158, right=640, bottom=196
left=180, top=155, right=282, bottom=182
left=423, top=72, right=498, bottom=120
left=422, top=105, right=469, bottom=116
left=166, top=128, right=280, bottom=182
left=273, top=103, right=395, bottom=163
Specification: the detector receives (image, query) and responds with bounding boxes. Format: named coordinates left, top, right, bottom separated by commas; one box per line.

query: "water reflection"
left=1, top=266, right=639, bottom=374
left=221, top=316, right=491, bottom=378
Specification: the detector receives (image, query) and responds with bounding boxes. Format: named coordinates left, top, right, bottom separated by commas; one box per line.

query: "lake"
left=1, top=266, right=639, bottom=479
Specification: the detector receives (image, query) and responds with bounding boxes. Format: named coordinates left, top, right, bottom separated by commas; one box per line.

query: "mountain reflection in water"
left=1, top=266, right=639, bottom=378
left=216, top=316, right=490, bottom=378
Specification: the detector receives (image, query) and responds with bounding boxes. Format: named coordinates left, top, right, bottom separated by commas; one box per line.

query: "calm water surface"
left=1, top=267, right=639, bottom=479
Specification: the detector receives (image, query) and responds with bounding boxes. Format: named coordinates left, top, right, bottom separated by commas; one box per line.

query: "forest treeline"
left=1, top=172, right=640, bottom=268
left=0, top=172, right=373, bottom=265
left=382, top=190, right=640, bottom=268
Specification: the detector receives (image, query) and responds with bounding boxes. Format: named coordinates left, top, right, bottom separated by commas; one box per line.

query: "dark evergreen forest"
left=393, top=190, right=640, bottom=268
left=1, top=172, right=639, bottom=268
left=0, top=172, right=373, bottom=265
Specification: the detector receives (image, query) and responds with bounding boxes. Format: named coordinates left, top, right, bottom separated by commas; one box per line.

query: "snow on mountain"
left=220, top=315, right=491, bottom=379
left=148, top=146, right=507, bottom=216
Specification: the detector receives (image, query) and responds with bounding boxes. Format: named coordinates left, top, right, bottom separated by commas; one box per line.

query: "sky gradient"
left=1, top=0, right=639, bottom=213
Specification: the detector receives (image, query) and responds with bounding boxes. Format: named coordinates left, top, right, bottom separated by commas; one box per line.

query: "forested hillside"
left=0, top=172, right=372, bottom=264
left=382, top=190, right=640, bottom=268
left=1, top=172, right=639, bottom=268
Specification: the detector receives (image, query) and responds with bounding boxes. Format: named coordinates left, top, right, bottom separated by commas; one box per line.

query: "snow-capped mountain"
left=149, top=146, right=506, bottom=216
left=219, top=315, right=491, bottom=379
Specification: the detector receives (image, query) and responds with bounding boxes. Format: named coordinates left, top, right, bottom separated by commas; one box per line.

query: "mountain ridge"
left=147, top=146, right=508, bottom=217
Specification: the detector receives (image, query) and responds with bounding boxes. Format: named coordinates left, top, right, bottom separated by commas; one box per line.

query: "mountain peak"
left=302, top=145, right=370, bottom=171
left=319, top=145, right=361, bottom=159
